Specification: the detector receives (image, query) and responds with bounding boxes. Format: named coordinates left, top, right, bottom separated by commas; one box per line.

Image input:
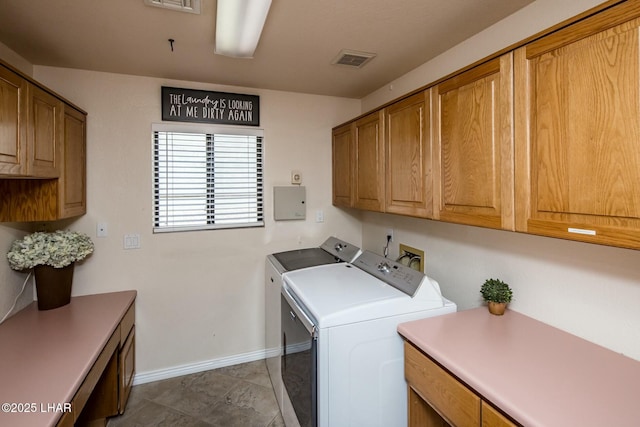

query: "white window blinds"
left=153, top=125, right=263, bottom=232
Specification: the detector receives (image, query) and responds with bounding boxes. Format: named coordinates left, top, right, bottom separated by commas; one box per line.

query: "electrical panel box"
left=274, top=186, right=306, bottom=220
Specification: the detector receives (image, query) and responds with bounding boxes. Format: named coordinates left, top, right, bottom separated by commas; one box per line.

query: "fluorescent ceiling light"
left=215, top=0, right=272, bottom=58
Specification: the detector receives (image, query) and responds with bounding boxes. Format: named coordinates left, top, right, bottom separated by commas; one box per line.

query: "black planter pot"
left=33, top=263, right=74, bottom=310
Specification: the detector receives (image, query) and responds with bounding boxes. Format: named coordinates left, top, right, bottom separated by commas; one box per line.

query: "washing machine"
left=280, top=250, right=457, bottom=427
left=266, top=237, right=360, bottom=425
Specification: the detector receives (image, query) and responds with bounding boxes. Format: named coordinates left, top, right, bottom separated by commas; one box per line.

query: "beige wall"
left=360, top=0, right=640, bottom=362
left=362, top=213, right=640, bottom=361
left=0, top=65, right=362, bottom=376
left=2, top=0, right=638, bottom=383
left=0, top=224, right=34, bottom=322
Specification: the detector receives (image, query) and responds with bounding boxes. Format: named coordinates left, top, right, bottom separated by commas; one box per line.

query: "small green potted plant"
left=480, top=278, right=513, bottom=315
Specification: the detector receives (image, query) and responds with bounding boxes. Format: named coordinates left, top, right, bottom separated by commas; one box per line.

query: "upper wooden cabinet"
left=61, top=106, right=87, bottom=218
left=331, top=1, right=640, bottom=250
left=433, top=53, right=514, bottom=230
left=0, top=62, right=87, bottom=221
left=28, top=83, right=63, bottom=178
left=354, top=111, right=385, bottom=212
left=385, top=91, right=432, bottom=218
left=514, top=2, right=640, bottom=249
left=0, top=70, right=62, bottom=178
left=0, top=66, right=28, bottom=175
left=332, top=112, right=386, bottom=212
left=332, top=122, right=354, bottom=208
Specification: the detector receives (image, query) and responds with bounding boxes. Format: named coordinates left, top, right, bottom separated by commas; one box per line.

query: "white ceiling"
left=0, top=0, right=534, bottom=99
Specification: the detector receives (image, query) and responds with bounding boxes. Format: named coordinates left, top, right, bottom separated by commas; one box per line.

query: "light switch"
left=123, top=234, right=141, bottom=249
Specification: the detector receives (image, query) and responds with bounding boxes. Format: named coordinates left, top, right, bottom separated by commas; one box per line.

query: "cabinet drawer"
left=120, top=302, right=135, bottom=346
left=405, top=341, right=480, bottom=427
left=482, top=401, right=517, bottom=427
left=73, top=327, right=119, bottom=422
left=55, top=410, right=73, bottom=427
left=119, top=326, right=135, bottom=414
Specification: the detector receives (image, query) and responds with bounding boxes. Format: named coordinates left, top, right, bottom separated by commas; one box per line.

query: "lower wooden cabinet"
left=119, top=326, right=135, bottom=414
left=405, top=341, right=479, bottom=427
left=482, top=401, right=517, bottom=427
left=404, top=341, right=518, bottom=427
left=58, top=301, right=136, bottom=427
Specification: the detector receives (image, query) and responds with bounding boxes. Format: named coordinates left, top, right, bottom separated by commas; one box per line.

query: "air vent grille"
left=332, top=50, right=376, bottom=68
left=144, top=0, right=201, bottom=14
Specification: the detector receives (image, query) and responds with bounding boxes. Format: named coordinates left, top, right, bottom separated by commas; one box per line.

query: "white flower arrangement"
left=6, top=230, right=94, bottom=271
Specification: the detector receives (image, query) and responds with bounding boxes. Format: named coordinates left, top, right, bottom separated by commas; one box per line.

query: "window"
left=153, top=124, right=263, bottom=232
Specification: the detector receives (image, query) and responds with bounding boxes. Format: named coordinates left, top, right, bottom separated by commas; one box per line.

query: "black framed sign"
left=161, top=86, right=260, bottom=126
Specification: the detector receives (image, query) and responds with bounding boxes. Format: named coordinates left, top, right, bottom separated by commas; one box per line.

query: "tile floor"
left=107, top=360, right=285, bottom=427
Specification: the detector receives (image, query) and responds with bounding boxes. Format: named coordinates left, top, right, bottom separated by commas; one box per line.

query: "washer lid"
left=270, top=236, right=361, bottom=272
left=283, top=263, right=444, bottom=328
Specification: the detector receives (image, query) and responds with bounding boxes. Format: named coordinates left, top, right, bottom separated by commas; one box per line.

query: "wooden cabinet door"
left=332, top=123, right=354, bottom=208
left=482, top=401, right=517, bottom=427
left=408, top=387, right=449, bottom=427
left=405, top=342, right=481, bottom=427
left=28, top=83, right=63, bottom=177
left=354, top=111, right=385, bottom=211
left=0, top=66, right=27, bottom=175
left=515, top=4, right=640, bottom=249
left=385, top=90, right=432, bottom=218
left=433, top=54, right=514, bottom=230
left=119, top=326, right=135, bottom=414
left=60, top=106, right=86, bottom=218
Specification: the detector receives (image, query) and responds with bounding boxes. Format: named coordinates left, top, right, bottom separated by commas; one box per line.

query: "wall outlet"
left=291, top=170, right=302, bottom=185
left=398, top=243, right=424, bottom=273
left=386, top=228, right=394, bottom=242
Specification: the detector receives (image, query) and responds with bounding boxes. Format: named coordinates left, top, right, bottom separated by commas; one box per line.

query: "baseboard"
left=132, top=348, right=267, bottom=386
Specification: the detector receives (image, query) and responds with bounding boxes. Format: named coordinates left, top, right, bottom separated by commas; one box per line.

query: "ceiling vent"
left=144, top=0, right=201, bottom=14
left=331, top=49, right=376, bottom=68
